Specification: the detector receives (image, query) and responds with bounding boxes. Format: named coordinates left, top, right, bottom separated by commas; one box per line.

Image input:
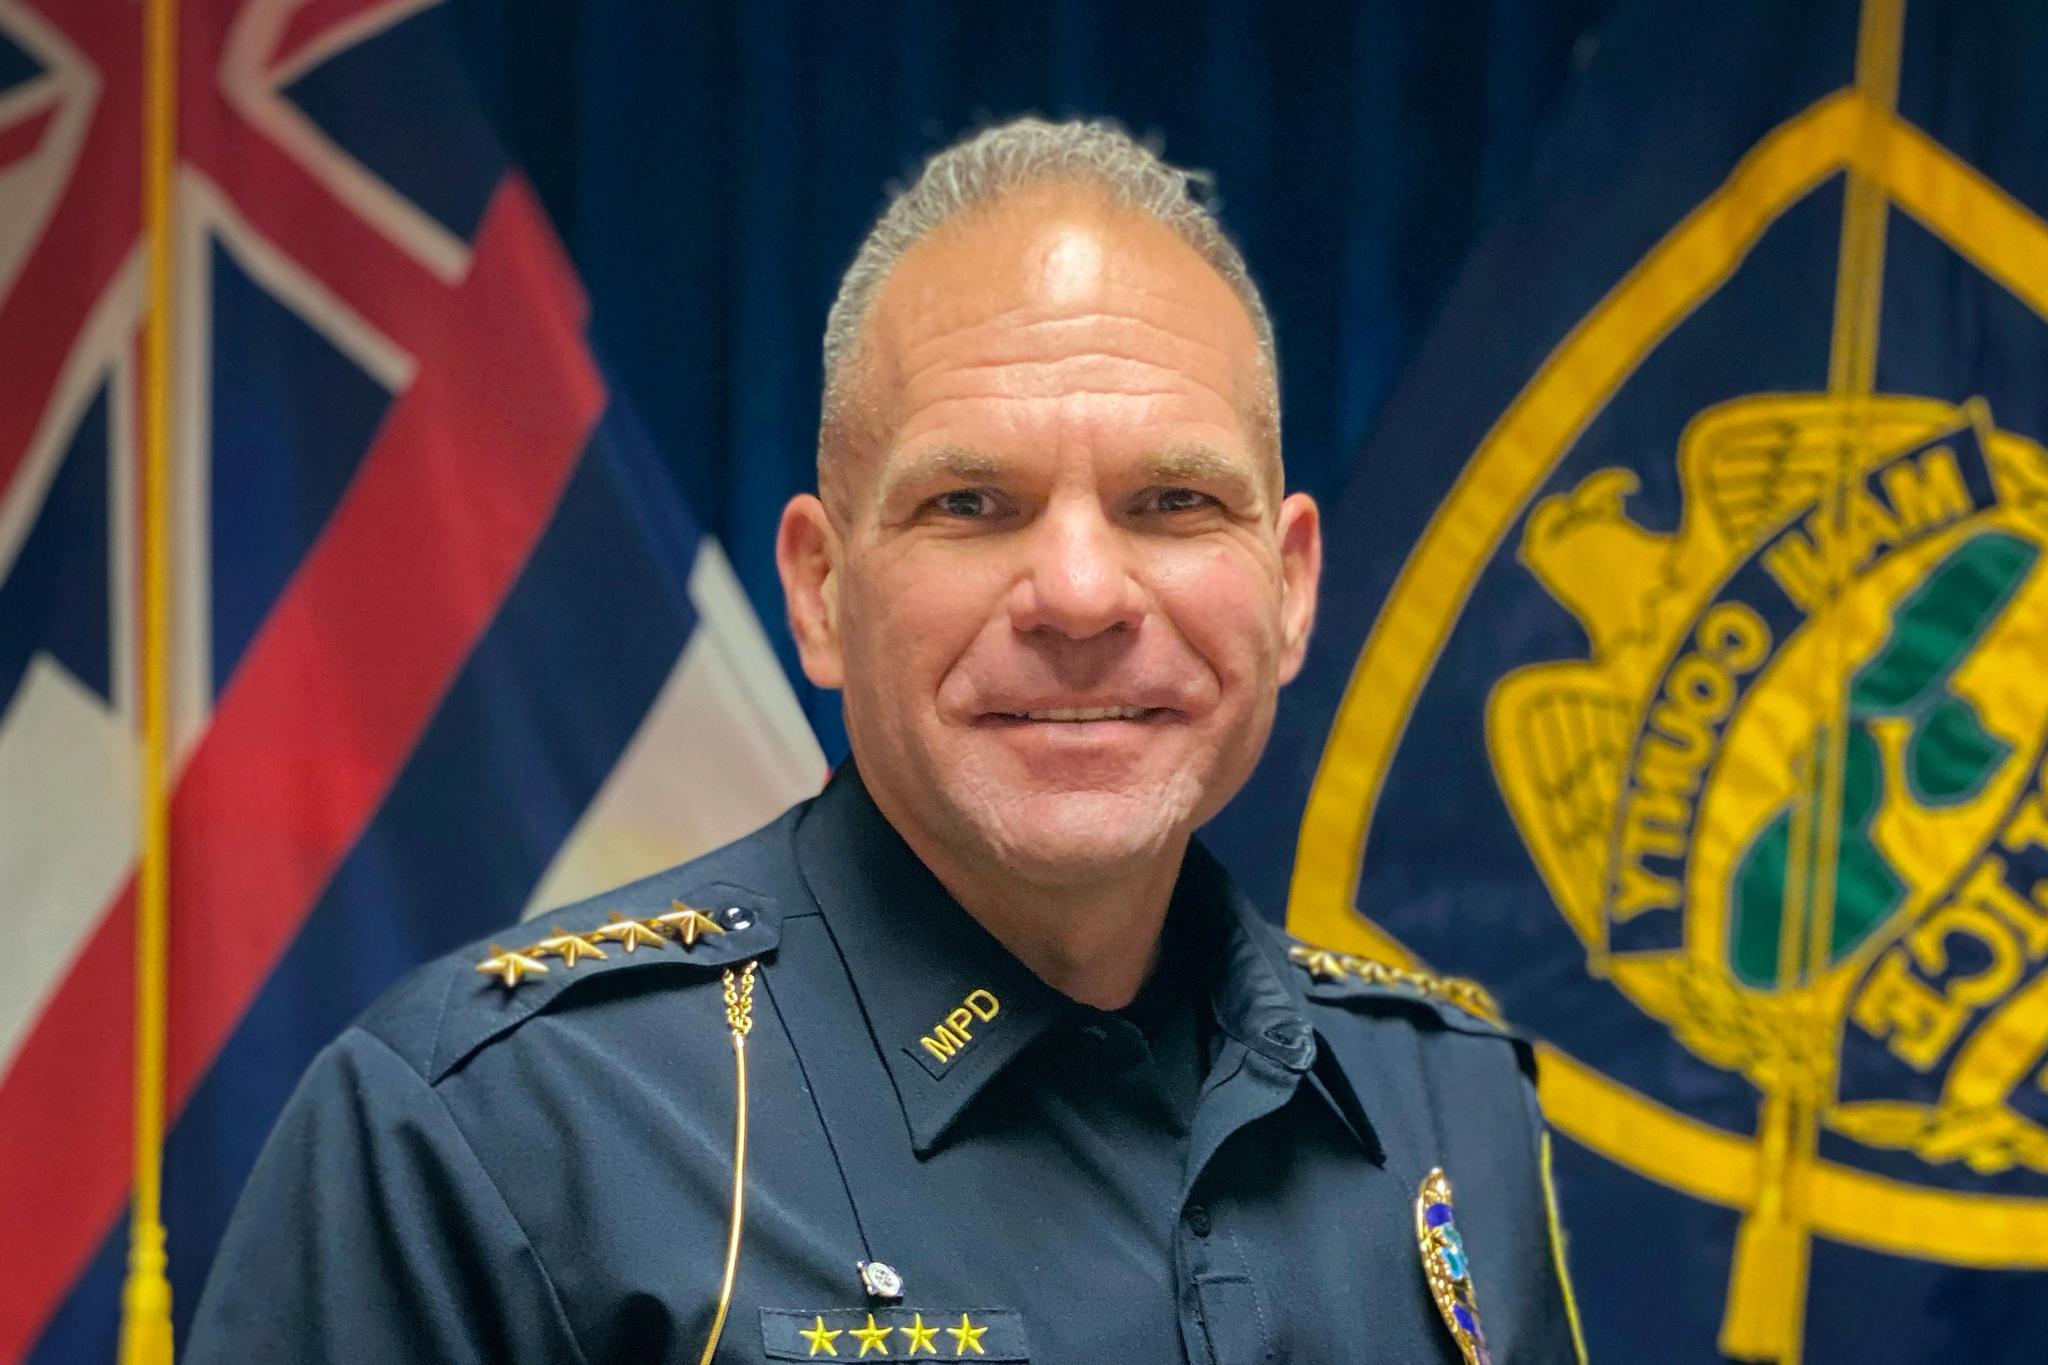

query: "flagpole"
left=1719, top=1, right=1904, bottom=1361
left=120, top=0, right=178, bottom=1355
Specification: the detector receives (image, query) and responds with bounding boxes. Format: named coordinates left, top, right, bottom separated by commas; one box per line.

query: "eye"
left=927, top=488, right=999, bottom=519
left=1139, top=487, right=1221, bottom=515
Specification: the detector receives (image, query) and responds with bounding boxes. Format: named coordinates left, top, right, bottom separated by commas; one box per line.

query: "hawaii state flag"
left=0, top=1, right=823, bottom=1357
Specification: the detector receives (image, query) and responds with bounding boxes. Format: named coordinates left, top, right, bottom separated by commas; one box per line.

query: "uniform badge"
left=1416, top=1168, right=1491, bottom=1365
left=857, top=1259, right=905, bottom=1301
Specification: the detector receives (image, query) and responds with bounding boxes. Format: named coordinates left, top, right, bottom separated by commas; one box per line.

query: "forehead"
left=854, top=185, right=1271, bottom=484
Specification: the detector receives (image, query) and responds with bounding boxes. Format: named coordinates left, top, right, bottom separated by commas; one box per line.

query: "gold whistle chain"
left=698, top=961, right=757, bottom=1365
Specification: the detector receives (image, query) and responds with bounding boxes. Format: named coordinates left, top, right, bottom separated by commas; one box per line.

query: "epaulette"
left=419, top=873, right=782, bottom=1082
left=1285, top=939, right=1505, bottom=1029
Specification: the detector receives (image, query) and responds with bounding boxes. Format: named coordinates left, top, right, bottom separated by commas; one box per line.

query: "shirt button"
left=1263, top=1022, right=1302, bottom=1048
left=1184, top=1204, right=1212, bottom=1237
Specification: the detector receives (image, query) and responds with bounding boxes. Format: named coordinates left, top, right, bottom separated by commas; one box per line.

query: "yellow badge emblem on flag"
left=1289, top=12, right=2048, bottom=1355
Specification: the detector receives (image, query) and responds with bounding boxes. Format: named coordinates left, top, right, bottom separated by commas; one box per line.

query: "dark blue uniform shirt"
left=188, top=764, right=1583, bottom=1363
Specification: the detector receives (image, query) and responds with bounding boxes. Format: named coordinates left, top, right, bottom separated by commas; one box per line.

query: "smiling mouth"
left=984, top=706, right=1173, bottom=723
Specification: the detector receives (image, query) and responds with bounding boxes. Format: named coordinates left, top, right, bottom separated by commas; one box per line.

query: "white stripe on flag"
left=0, top=656, right=138, bottom=1071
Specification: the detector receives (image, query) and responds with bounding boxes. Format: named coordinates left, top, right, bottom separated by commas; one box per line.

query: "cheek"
left=848, top=552, right=1012, bottom=684
left=1153, top=543, right=1281, bottom=679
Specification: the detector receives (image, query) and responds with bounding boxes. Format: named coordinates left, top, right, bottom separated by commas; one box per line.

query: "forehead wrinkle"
left=893, top=306, right=1245, bottom=386
left=896, top=350, right=1244, bottom=406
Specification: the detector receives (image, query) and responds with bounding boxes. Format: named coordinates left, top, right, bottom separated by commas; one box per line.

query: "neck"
left=951, top=852, right=1184, bottom=1010
left=873, top=792, right=1185, bottom=1010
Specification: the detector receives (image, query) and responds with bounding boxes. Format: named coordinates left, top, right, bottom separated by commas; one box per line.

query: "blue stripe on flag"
left=280, top=8, right=507, bottom=247
left=0, top=383, right=110, bottom=718
left=208, top=240, right=393, bottom=695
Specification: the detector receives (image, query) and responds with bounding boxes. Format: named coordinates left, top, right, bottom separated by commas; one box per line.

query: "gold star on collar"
left=946, top=1313, right=988, bottom=1355
left=591, top=914, right=667, bottom=953
left=850, top=1313, right=893, bottom=1356
left=899, top=1312, right=940, bottom=1354
left=474, top=944, right=549, bottom=989
left=655, top=901, right=726, bottom=947
left=800, top=1314, right=841, bottom=1356
left=531, top=928, right=607, bottom=967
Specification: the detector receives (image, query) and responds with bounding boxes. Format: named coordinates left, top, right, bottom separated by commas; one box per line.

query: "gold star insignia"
left=800, top=1313, right=841, bottom=1356
left=946, top=1313, right=987, bottom=1355
left=850, top=1313, right=893, bottom=1356
left=1289, top=945, right=1349, bottom=981
left=899, top=1312, right=940, bottom=1354
left=591, top=914, right=667, bottom=953
left=474, top=944, right=549, bottom=989
left=655, top=901, right=726, bottom=947
left=531, top=928, right=607, bottom=967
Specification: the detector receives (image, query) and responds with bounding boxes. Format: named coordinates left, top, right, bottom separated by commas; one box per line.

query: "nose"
left=1006, top=500, right=1145, bottom=639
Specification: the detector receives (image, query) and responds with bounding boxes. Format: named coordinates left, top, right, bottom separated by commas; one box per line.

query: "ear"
left=1275, top=491, right=1321, bottom=685
left=776, top=494, right=846, bottom=689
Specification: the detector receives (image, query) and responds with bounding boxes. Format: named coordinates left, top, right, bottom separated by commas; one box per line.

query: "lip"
left=978, top=703, right=1179, bottom=724
left=973, top=705, right=1183, bottom=726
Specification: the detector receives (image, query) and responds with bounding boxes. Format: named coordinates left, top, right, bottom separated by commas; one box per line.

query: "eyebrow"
left=874, top=445, right=1006, bottom=510
left=1146, top=443, right=1265, bottom=509
left=874, top=440, right=1268, bottom=512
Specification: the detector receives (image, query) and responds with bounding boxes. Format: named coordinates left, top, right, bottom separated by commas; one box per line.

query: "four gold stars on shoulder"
left=473, top=901, right=735, bottom=989
left=1288, top=942, right=1503, bottom=1024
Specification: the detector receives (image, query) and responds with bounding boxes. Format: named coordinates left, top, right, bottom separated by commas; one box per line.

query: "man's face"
left=782, top=186, right=1319, bottom=889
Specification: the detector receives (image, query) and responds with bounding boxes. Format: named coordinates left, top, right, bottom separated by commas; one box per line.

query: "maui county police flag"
left=0, top=2, right=820, bottom=1358
left=1264, top=1, right=2048, bottom=1360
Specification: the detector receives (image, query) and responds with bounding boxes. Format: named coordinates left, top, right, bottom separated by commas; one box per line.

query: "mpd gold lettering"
left=919, top=1024, right=965, bottom=1064
left=917, top=989, right=1003, bottom=1067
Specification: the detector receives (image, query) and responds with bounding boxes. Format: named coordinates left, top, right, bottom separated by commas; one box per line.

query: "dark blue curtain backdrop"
left=448, top=0, right=1611, bottom=813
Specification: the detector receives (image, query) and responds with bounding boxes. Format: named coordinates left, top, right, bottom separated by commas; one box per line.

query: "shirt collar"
left=794, top=763, right=1067, bottom=1155
left=792, top=763, right=1321, bottom=1155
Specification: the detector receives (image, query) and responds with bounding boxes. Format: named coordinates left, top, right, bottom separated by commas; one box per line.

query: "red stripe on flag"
left=0, top=2, right=138, bottom=510
left=0, top=176, right=602, bottom=1360
left=0, top=100, right=56, bottom=176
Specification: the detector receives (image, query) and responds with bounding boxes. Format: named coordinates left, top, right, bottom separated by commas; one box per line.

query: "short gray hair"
left=820, top=117, right=1280, bottom=472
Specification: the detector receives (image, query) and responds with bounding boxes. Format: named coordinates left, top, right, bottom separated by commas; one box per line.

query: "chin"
left=968, top=780, right=1202, bottom=885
